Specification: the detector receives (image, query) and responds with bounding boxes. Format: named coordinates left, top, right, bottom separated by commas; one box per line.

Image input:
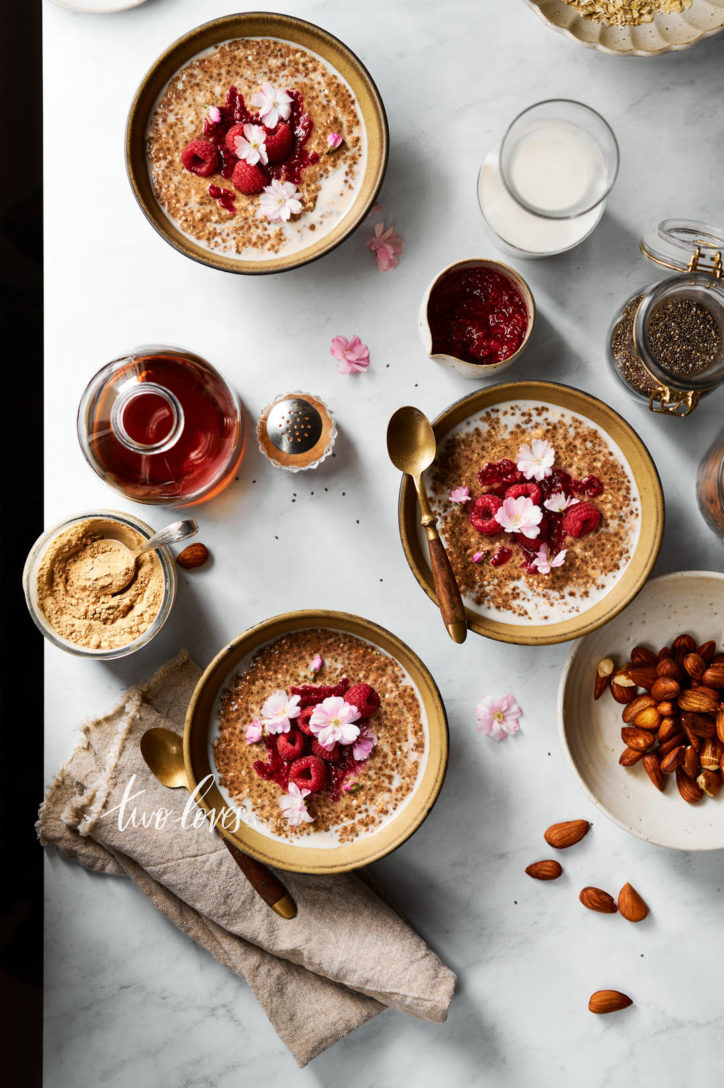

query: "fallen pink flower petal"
left=449, top=486, right=470, bottom=504
left=330, top=335, right=370, bottom=375
left=309, top=654, right=324, bottom=674
left=476, top=693, right=522, bottom=742
left=367, top=222, right=403, bottom=271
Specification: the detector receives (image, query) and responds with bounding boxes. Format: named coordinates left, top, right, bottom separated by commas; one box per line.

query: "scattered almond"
left=525, top=860, right=563, bottom=881
left=619, top=746, right=643, bottom=767
left=177, top=543, right=210, bottom=569
left=622, top=693, right=655, bottom=724
left=618, top=883, right=648, bottom=923
left=702, top=663, right=724, bottom=689
left=544, top=820, right=590, bottom=849
left=697, top=770, right=722, bottom=797
left=676, top=766, right=703, bottom=804
left=588, top=990, right=633, bottom=1015
left=631, top=645, right=657, bottom=666
left=593, top=657, right=615, bottom=700
left=660, top=746, right=685, bottom=774
left=683, top=746, right=700, bottom=779
left=610, top=673, right=636, bottom=704
left=579, top=886, right=617, bottom=914
left=642, top=753, right=664, bottom=791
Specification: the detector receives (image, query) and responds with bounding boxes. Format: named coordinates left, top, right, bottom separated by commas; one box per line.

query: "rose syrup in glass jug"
left=78, top=346, right=245, bottom=506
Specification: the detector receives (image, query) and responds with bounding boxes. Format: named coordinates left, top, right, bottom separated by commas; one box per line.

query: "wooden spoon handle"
left=428, top=535, right=468, bottom=643
left=223, top=840, right=297, bottom=919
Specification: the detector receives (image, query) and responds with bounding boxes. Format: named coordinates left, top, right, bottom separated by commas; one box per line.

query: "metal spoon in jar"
left=387, top=406, right=467, bottom=643
left=101, top=519, right=199, bottom=593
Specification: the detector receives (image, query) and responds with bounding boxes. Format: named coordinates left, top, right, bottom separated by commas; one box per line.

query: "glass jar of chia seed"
left=607, top=219, right=724, bottom=416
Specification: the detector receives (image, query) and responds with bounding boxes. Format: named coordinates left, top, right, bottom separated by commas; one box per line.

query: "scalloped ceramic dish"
left=184, top=610, right=449, bottom=874
left=559, top=571, right=724, bottom=849
left=523, top=0, right=724, bottom=56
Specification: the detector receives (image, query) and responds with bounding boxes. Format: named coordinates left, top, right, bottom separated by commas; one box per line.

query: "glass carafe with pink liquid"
left=78, top=346, right=244, bottom=506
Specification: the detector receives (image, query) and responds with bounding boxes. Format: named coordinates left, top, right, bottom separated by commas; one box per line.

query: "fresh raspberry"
left=224, top=123, right=246, bottom=155
left=180, top=139, right=220, bottom=177
left=530, top=513, right=550, bottom=542
left=231, top=160, right=267, bottom=194
left=575, top=474, right=604, bottom=497
left=265, top=122, right=294, bottom=163
left=470, top=493, right=503, bottom=536
left=548, top=516, right=567, bottom=555
left=505, top=482, right=542, bottom=506
left=277, top=729, right=306, bottom=761
left=290, top=755, right=327, bottom=793
left=489, top=546, right=513, bottom=568
left=346, top=683, right=380, bottom=718
left=541, top=469, right=573, bottom=500
left=312, top=739, right=340, bottom=762
left=477, top=461, right=504, bottom=486
left=297, top=706, right=315, bottom=735
left=290, top=678, right=350, bottom=710
left=562, top=501, right=601, bottom=538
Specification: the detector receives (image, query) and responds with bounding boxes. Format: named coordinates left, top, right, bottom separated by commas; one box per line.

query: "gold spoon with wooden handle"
left=140, top=727, right=297, bottom=919
left=387, top=406, right=467, bottom=644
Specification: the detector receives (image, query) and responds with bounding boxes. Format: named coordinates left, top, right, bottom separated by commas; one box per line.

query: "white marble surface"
left=42, top=1, right=724, bottom=1084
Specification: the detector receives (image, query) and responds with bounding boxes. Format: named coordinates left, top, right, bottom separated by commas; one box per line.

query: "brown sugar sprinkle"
left=146, top=37, right=363, bottom=256
left=563, top=0, right=692, bottom=25
left=427, top=405, right=638, bottom=622
left=213, top=629, right=425, bottom=843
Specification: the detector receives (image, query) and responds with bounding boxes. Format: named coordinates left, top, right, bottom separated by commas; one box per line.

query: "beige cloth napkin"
left=37, top=652, right=455, bottom=1066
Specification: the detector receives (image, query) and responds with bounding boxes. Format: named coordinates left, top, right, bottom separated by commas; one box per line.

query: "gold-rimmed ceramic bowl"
left=398, top=381, right=664, bottom=646
left=523, top=0, right=724, bottom=57
left=126, top=12, right=388, bottom=275
left=184, top=610, right=448, bottom=874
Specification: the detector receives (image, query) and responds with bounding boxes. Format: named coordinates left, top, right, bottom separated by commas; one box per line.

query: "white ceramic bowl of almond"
left=559, top=570, right=724, bottom=850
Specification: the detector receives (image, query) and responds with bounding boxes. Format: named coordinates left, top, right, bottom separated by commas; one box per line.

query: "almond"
left=618, top=882, right=648, bottom=922
left=683, top=746, right=700, bottom=779
left=631, top=645, right=657, bottom=666
left=697, top=770, right=722, bottom=798
left=593, top=657, right=615, bottom=700
left=619, top=747, right=643, bottom=767
left=650, top=677, right=680, bottom=702
left=701, top=663, right=724, bottom=689
left=655, top=701, right=677, bottom=717
left=700, top=737, right=723, bottom=772
left=610, top=674, right=636, bottom=704
left=683, top=652, right=706, bottom=682
left=657, top=645, right=674, bottom=661
left=525, top=860, right=563, bottom=880
left=176, top=543, right=210, bottom=569
left=656, top=658, right=682, bottom=681
left=660, top=746, right=685, bottom=774
left=678, top=688, right=719, bottom=715
left=588, top=990, right=633, bottom=1015
left=658, top=731, right=686, bottom=757
left=681, top=711, right=715, bottom=738
left=626, top=665, right=658, bottom=691
left=633, top=706, right=661, bottom=731
left=697, top=640, right=717, bottom=663
left=676, top=767, right=703, bottom=804
left=673, top=633, right=696, bottom=656
left=544, top=820, right=590, bottom=849
left=657, top=716, right=679, bottom=742
left=622, top=693, right=655, bottom=724
left=717, top=707, right=724, bottom=745
left=642, top=753, right=665, bottom=791
left=620, top=726, right=656, bottom=752
left=683, top=725, right=702, bottom=752
left=579, top=886, right=617, bottom=914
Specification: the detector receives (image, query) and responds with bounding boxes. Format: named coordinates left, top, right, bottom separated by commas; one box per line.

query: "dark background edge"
left=0, top=0, right=43, bottom=1082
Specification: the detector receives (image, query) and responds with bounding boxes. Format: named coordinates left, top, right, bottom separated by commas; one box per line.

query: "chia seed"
left=647, top=297, right=721, bottom=377
left=610, top=296, right=658, bottom=397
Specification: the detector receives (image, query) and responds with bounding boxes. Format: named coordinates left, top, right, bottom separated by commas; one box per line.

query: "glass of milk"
left=499, top=99, right=619, bottom=220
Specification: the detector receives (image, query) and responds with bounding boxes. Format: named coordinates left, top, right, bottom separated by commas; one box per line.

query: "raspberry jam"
left=427, top=267, right=529, bottom=365
left=79, top=349, right=244, bottom=506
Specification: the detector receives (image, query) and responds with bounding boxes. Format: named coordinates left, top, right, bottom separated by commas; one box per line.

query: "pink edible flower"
left=309, top=654, right=324, bottom=674
left=309, top=696, right=361, bottom=749
left=260, top=690, right=301, bottom=735
left=367, top=222, right=403, bottom=271
left=531, top=543, right=567, bottom=575
left=449, top=486, right=470, bottom=505
left=250, top=81, right=292, bottom=128
left=352, top=730, right=377, bottom=761
left=516, top=439, right=555, bottom=482
left=245, top=718, right=263, bottom=744
left=258, top=179, right=302, bottom=222
left=476, top=694, right=522, bottom=742
left=279, top=783, right=313, bottom=826
left=494, top=495, right=543, bottom=538
left=206, top=106, right=222, bottom=124
left=330, top=335, right=370, bottom=375
left=472, top=551, right=485, bottom=563
left=326, top=132, right=343, bottom=151
left=543, top=491, right=577, bottom=513
left=233, top=123, right=268, bottom=166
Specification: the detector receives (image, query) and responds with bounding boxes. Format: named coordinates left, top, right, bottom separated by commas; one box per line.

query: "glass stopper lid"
left=641, top=218, right=724, bottom=277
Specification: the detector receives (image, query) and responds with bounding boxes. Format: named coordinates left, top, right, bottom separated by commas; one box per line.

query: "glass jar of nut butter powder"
left=608, top=220, right=724, bottom=416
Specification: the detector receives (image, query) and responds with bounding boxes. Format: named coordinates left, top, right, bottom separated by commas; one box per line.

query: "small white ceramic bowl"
left=559, top=570, right=724, bottom=850
left=419, top=258, right=535, bottom=379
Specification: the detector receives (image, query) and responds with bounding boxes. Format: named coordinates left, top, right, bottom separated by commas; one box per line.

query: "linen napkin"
left=37, top=652, right=456, bottom=1066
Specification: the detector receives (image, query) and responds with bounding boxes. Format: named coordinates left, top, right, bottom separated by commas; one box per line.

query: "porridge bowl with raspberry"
left=184, top=611, right=448, bottom=874
left=127, top=13, right=387, bottom=274
left=398, top=381, right=664, bottom=645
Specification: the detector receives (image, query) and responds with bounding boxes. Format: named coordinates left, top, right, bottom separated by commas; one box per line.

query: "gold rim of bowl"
left=126, top=12, right=389, bottom=275
left=184, top=610, right=449, bottom=874
left=398, top=380, right=665, bottom=646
